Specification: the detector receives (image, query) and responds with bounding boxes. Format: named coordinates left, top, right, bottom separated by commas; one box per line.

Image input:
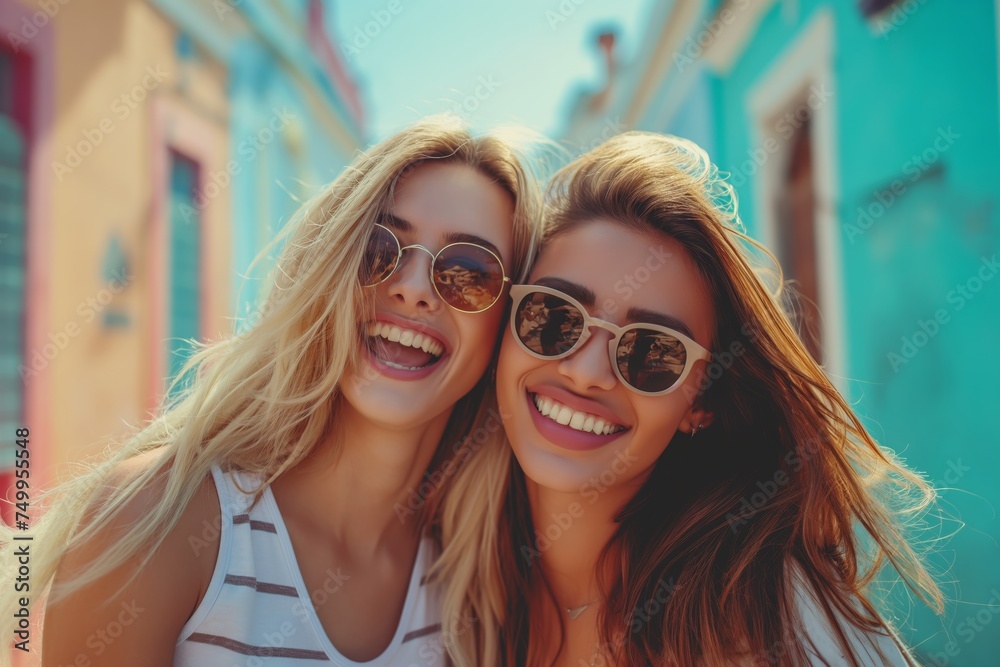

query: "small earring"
left=690, top=422, right=703, bottom=437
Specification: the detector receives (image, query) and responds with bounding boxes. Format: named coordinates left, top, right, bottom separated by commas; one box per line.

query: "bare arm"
left=42, top=460, right=220, bottom=667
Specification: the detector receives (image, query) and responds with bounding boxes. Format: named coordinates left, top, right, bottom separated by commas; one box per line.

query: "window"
left=0, top=47, right=27, bottom=525
left=777, top=118, right=823, bottom=361
left=167, top=152, right=200, bottom=388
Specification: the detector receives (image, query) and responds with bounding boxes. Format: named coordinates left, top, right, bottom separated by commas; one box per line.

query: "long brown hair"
left=434, top=132, right=941, bottom=666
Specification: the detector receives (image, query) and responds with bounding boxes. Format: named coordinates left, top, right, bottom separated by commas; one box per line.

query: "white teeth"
left=368, top=322, right=444, bottom=357
left=555, top=406, right=573, bottom=425
left=531, top=394, right=624, bottom=435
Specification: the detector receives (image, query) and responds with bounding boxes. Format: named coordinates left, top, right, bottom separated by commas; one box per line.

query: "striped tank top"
left=174, top=466, right=446, bottom=666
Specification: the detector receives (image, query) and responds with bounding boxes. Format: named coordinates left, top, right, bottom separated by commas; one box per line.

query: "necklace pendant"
left=566, top=603, right=591, bottom=620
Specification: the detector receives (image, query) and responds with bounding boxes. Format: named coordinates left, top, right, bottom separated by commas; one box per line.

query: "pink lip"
left=527, top=384, right=626, bottom=427
left=373, top=311, right=451, bottom=355
left=525, top=390, right=629, bottom=451
left=362, top=345, right=444, bottom=381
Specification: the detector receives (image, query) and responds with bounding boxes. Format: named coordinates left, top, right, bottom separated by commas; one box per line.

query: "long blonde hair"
left=0, top=115, right=545, bottom=649
left=433, top=132, right=942, bottom=665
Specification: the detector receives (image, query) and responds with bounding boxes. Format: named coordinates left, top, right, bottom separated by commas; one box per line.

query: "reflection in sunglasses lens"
left=434, top=244, right=504, bottom=312
left=617, top=329, right=686, bottom=393
left=360, top=226, right=398, bottom=286
left=514, top=292, right=585, bottom=357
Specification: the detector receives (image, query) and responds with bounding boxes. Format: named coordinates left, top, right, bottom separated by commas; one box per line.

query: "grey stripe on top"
left=233, top=513, right=278, bottom=533
left=402, top=623, right=441, bottom=643
left=224, top=574, right=299, bottom=597
left=187, top=632, right=329, bottom=659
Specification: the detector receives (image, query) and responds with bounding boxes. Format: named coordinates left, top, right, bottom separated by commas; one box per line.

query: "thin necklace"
left=565, top=599, right=598, bottom=620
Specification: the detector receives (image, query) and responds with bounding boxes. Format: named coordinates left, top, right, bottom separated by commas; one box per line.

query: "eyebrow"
left=379, top=213, right=503, bottom=260
left=533, top=276, right=698, bottom=341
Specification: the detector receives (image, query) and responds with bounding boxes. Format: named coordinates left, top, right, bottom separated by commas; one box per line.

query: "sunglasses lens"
left=360, top=225, right=399, bottom=286
left=433, top=244, right=505, bottom=312
left=513, top=291, right=586, bottom=356
left=616, top=329, right=688, bottom=393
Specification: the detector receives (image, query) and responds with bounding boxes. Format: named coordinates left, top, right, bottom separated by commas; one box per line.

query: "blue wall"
left=648, top=1, right=999, bottom=663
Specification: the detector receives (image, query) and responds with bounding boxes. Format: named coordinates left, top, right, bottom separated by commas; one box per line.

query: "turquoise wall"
left=155, top=0, right=363, bottom=326
left=647, top=1, right=1000, bottom=664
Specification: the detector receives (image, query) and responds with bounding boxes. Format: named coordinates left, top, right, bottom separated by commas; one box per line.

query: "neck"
left=526, top=473, right=639, bottom=610
left=275, top=397, right=453, bottom=558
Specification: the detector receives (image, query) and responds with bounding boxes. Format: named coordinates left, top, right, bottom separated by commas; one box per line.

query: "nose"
left=556, top=326, right=618, bottom=392
left=384, top=245, right=442, bottom=313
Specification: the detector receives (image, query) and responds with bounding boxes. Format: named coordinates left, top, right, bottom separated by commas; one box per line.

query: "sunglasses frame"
left=363, top=222, right=510, bottom=313
left=508, top=284, right=712, bottom=396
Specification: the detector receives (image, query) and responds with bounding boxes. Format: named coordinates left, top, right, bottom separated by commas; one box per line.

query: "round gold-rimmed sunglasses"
left=509, top=284, right=712, bottom=395
left=359, top=223, right=510, bottom=313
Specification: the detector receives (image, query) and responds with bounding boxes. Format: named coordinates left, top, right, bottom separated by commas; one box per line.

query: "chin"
left=510, top=439, right=593, bottom=494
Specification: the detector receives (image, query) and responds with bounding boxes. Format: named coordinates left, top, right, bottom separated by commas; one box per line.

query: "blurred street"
left=1, top=0, right=998, bottom=664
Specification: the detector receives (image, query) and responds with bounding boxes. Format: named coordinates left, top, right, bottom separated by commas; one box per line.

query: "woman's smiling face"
left=497, top=218, right=716, bottom=494
left=341, top=161, right=515, bottom=431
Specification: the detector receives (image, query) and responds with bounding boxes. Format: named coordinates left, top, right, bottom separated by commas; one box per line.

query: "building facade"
left=0, top=0, right=363, bottom=535
left=562, top=1, right=1000, bottom=664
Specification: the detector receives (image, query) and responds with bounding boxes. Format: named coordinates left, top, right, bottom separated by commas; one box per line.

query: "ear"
left=680, top=364, right=715, bottom=433
left=682, top=404, right=715, bottom=434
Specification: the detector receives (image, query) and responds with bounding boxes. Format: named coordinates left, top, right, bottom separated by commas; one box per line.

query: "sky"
left=328, top=0, right=654, bottom=142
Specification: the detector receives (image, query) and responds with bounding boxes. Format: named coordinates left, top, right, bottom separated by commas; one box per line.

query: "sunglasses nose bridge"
left=386, top=244, right=443, bottom=308
left=398, top=243, right=436, bottom=260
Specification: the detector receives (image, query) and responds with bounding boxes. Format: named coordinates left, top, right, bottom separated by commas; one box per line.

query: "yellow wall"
left=36, top=0, right=231, bottom=475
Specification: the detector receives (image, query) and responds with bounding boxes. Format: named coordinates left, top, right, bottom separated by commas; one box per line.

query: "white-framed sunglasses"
left=508, top=284, right=712, bottom=395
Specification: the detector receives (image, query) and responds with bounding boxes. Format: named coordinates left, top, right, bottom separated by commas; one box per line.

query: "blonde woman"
left=435, top=133, right=941, bottom=665
left=4, top=116, right=543, bottom=666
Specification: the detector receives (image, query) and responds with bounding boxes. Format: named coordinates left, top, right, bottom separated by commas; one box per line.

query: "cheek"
left=629, top=397, right=688, bottom=456
left=457, top=308, right=506, bottom=369
left=497, top=327, right=531, bottom=388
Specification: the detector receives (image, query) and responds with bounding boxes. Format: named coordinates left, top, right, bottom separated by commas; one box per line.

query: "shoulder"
left=788, top=561, right=915, bottom=667
left=43, top=451, right=222, bottom=664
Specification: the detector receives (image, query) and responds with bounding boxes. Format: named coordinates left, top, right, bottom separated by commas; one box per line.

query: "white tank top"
left=174, top=467, right=446, bottom=666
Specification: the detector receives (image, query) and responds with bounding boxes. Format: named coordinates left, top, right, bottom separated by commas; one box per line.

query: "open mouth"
left=529, top=392, right=627, bottom=436
left=366, top=321, right=445, bottom=371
